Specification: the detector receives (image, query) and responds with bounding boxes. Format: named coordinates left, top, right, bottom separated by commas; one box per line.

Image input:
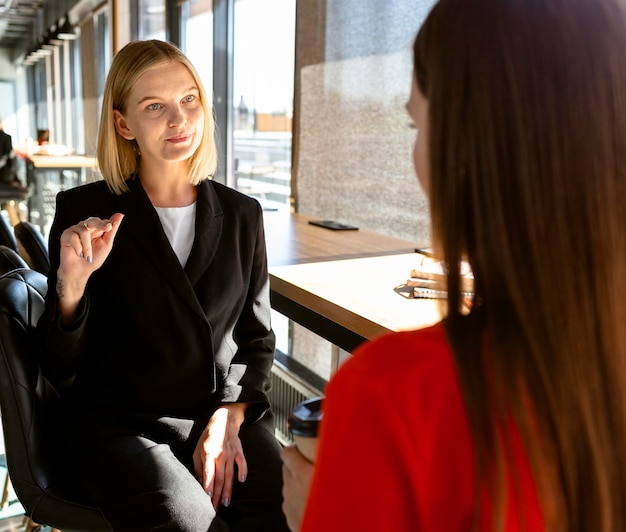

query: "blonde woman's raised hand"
left=56, top=212, right=124, bottom=323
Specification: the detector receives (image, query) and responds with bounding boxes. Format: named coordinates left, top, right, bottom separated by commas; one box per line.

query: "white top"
left=154, top=202, right=196, bottom=267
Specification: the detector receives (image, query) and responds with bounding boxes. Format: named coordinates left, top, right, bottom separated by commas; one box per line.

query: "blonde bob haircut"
left=96, top=40, right=217, bottom=195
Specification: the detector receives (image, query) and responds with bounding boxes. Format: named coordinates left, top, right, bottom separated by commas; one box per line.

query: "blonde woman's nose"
left=168, top=107, right=188, bottom=127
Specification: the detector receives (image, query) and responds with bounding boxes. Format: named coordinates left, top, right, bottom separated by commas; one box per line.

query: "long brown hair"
left=415, top=0, right=626, bottom=529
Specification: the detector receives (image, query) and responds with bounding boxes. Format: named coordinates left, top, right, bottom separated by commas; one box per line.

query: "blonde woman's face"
left=406, top=76, right=430, bottom=195
left=112, top=61, right=204, bottom=168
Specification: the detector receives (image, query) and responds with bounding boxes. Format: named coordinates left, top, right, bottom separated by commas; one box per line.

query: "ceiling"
left=0, top=0, right=48, bottom=51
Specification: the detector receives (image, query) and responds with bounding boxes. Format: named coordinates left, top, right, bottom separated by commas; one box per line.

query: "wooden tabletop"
left=263, top=210, right=441, bottom=352
left=270, top=252, right=442, bottom=339
left=263, top=210, right=418, bottom=267
left=25, top=154, right=98, bottom=169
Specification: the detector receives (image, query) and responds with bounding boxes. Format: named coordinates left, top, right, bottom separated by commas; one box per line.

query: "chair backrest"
left=0, top=212, right=17, bottom=251
left=0, top=268, right=110, bottom=531
left=13, top=221, right=50, bottom=276
left=0, top=244, right=29, bottom=275
left=0, top=182, right=29, bottom=198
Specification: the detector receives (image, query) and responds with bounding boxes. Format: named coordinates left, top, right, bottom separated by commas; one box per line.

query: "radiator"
left=270, top=361, right=323, bottom=446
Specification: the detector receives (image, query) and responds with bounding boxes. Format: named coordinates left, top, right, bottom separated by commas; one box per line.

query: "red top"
left=301, top=322, right=544, bottom=531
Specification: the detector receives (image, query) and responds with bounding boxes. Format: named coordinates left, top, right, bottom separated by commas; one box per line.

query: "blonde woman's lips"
left=167, top=133, right=193, bottom=143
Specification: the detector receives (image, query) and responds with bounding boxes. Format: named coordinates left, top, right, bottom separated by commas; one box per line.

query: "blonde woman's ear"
left=112, top=110, right=135, bottom=140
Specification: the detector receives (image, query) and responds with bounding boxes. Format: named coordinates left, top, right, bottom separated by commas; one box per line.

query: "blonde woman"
left=37, top=40, right=288, bottom=531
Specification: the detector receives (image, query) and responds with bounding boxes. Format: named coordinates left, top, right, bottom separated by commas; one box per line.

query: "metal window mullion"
left=212, top=0, right=234, bottom=186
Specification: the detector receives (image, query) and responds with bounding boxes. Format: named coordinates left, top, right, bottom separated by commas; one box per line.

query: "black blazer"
left=37, top=178, right=275, bottom=421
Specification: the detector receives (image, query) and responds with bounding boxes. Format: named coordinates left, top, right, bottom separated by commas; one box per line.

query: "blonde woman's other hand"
left=193, top=404, right=248, bottom=511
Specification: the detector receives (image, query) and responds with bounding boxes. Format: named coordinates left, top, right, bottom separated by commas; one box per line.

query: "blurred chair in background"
left=0, top=213, right=18, bottom=252
left=14, top=221, right=50, bottom=276
left=0, top=245, right=29, bottom=276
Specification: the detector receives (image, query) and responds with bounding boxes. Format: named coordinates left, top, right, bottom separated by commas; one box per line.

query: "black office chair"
left=0, top=268, right=111, bottom=531
left=13, top=221, right=50, bottom=275
left=0, top=245, right=29, bottom=275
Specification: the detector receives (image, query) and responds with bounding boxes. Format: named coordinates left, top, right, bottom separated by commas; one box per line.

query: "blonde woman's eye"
left=184, top=95, right=195, bottom=103
left=147, top=103, right=161, bottom=111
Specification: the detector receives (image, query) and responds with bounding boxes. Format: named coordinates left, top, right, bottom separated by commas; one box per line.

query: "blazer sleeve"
left=220, top=200, right=276, bottom=421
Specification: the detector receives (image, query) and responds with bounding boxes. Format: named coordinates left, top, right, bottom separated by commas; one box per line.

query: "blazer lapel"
left=185, top=180, right=224, bottom=286
left=118, top=178, right=209, bottom=320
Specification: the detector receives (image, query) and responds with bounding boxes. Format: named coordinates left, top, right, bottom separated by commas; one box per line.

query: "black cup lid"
left=287, top=396, right=324, bottom=437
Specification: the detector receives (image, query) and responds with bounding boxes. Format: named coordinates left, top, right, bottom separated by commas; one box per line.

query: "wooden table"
left=25, top=154, right=98, bottom=171
left=263, top=210, right=441, bottom=353
left=264, top=210, right=420, bottom=266
left=19, top=153, right=98, bottom=234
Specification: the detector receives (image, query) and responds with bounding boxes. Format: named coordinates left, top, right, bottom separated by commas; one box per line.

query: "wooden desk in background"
left=263, top=211, right=441, bottom=354
left=20, top=153, right=99, bottom=234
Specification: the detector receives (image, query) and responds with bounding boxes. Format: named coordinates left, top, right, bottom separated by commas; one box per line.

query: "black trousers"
left=63, top=410, right=289, bottom=531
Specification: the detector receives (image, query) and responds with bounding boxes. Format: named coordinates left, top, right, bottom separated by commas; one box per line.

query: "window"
left=232, top=0, right=295, bottom=211
left=183, top=0, right=213, bottom=93
left=138, top=0, right=166, bottom=40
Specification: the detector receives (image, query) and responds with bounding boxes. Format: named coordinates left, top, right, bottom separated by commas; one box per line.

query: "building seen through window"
left=232, top=0, right=295, bottom=211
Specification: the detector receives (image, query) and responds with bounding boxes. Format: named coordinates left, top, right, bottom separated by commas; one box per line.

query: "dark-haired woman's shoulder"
left=308, top=321, right=476, bottom=531
left=345, top=322, right=454, bottom=385
left=326, top=321, right=465, bottom=422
